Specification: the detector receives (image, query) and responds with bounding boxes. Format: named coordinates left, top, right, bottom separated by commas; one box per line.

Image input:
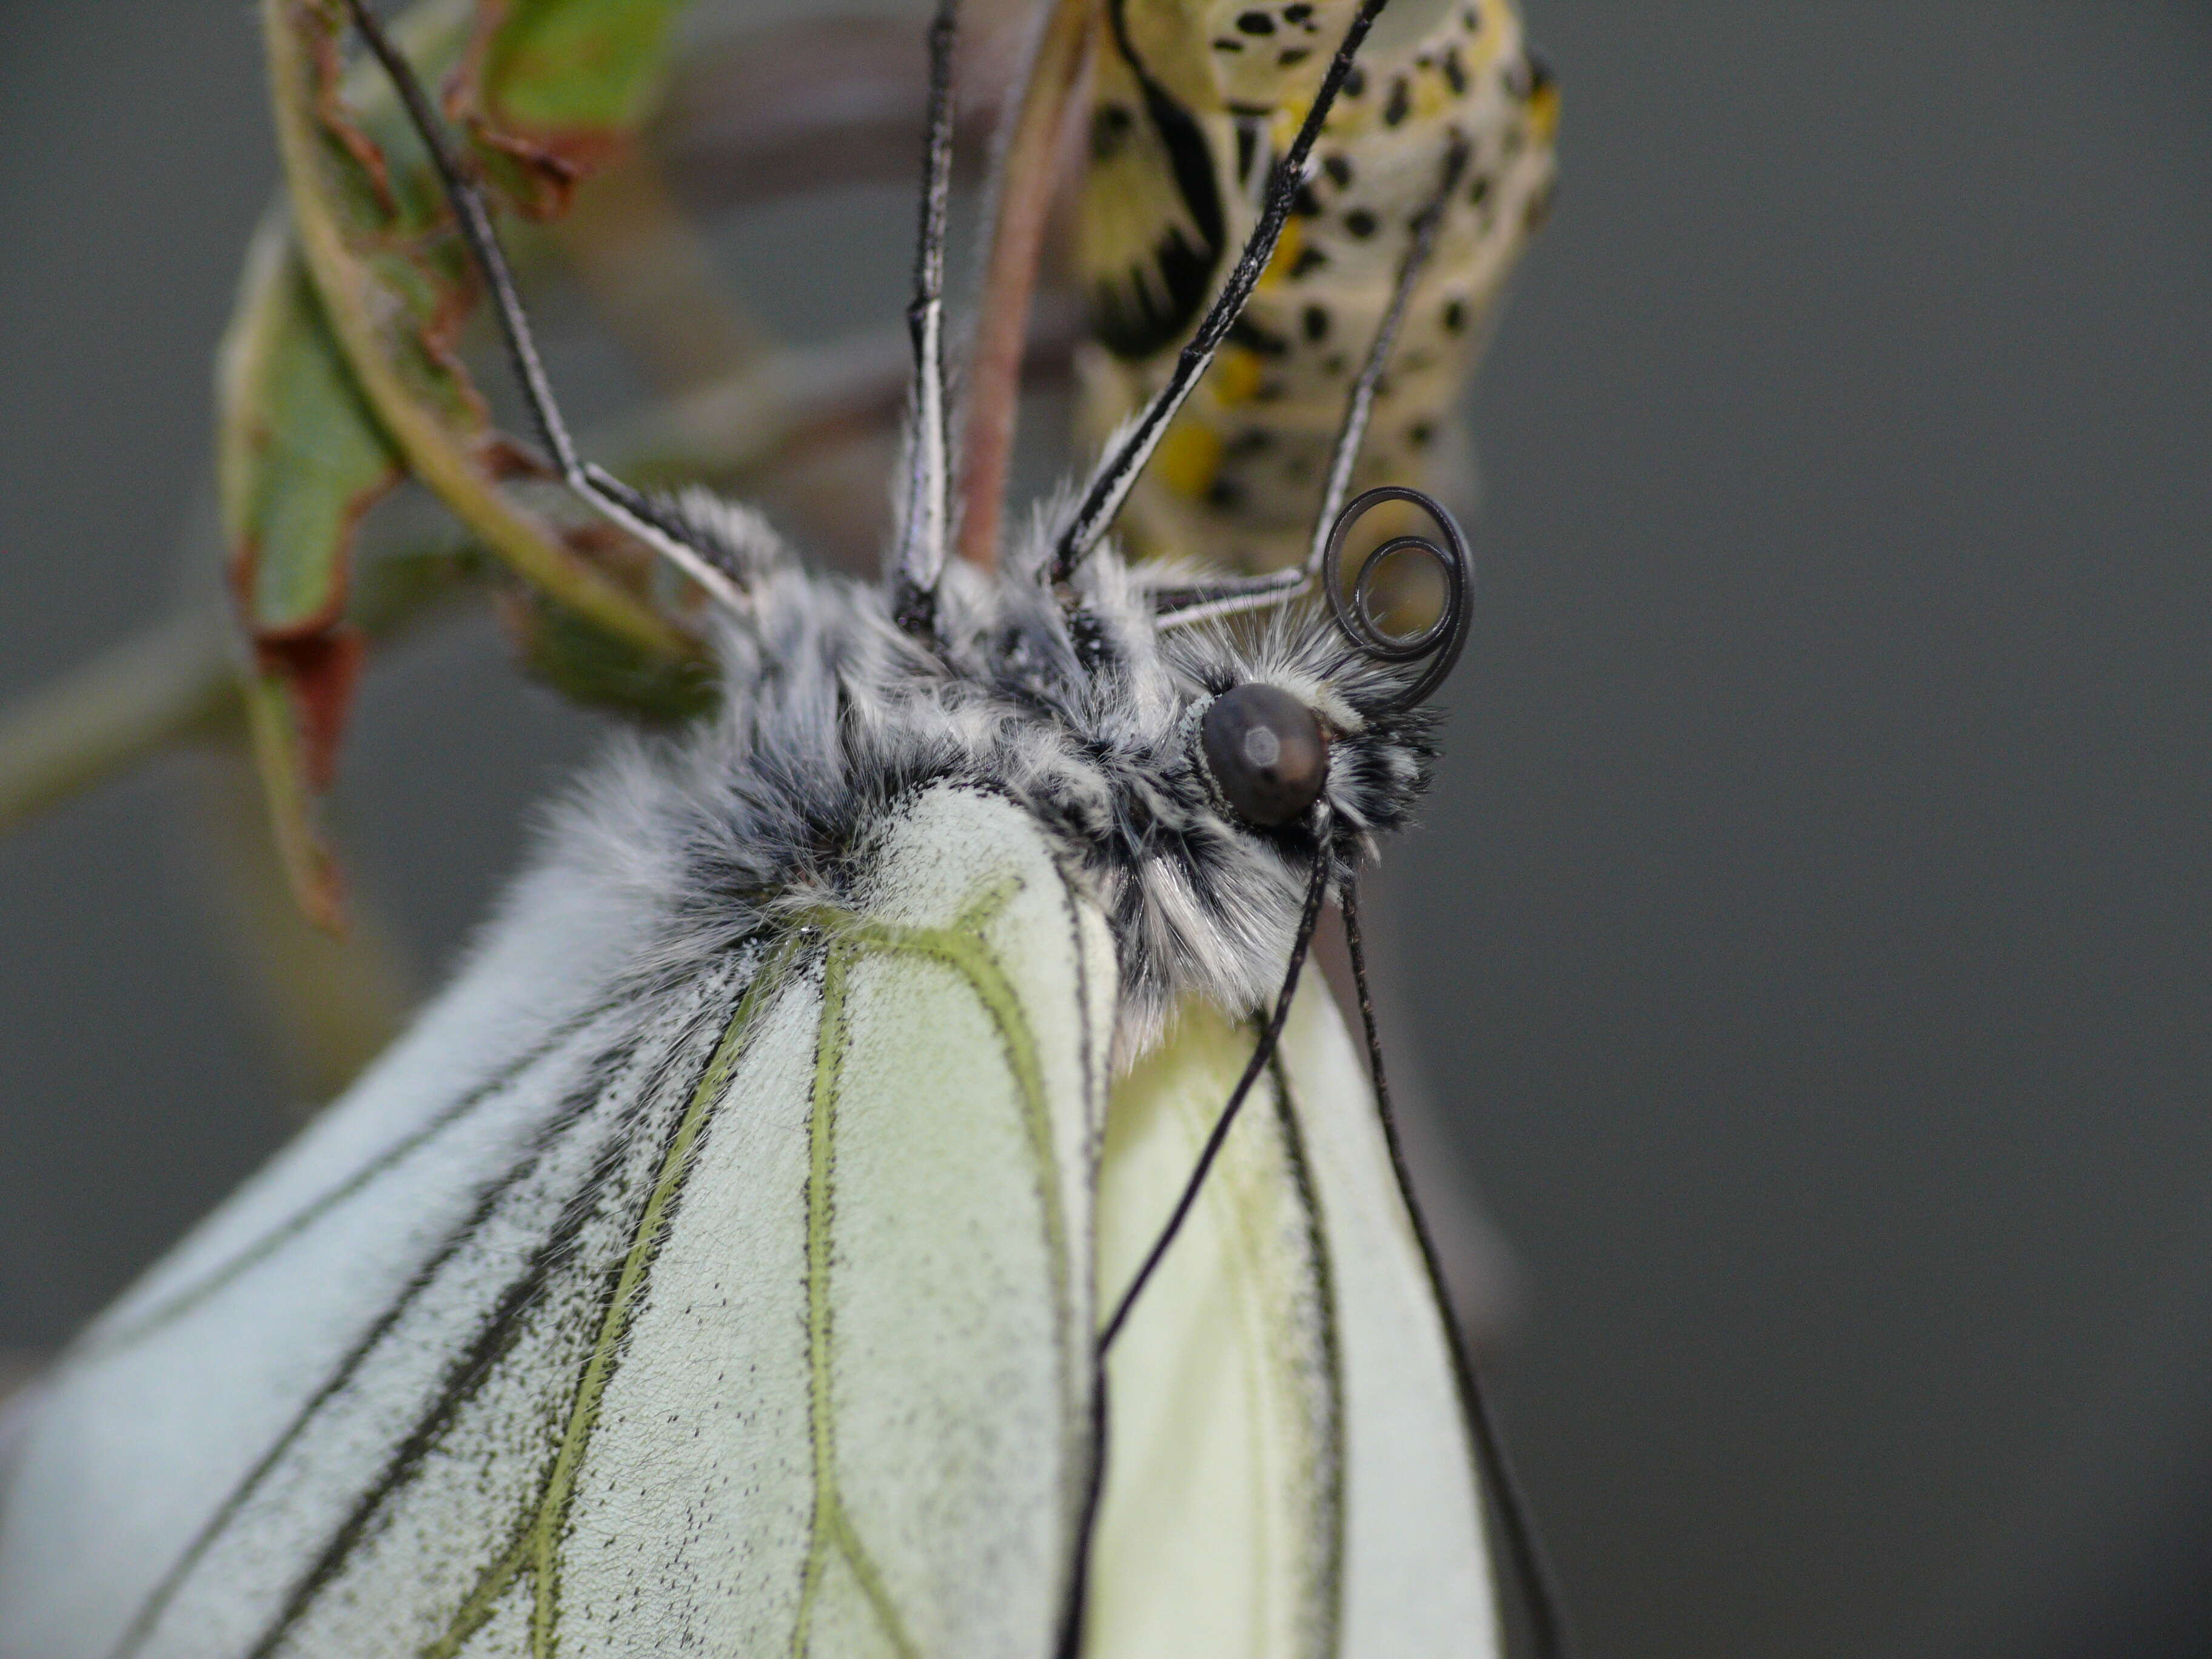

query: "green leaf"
left=240, top=0, right=712, bottom=922
left=504, top=585, right=719, bottom=725
left=216, top=213, right=391, bottom=927
left=261, top=0, right=691, bottom=657
left=220, top=216, right=403, bottom=640
left=460, top=0, right=691, bottom=214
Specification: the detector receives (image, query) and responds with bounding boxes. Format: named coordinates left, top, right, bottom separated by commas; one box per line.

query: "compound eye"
left=1200, top=684, right=1330, bottom=828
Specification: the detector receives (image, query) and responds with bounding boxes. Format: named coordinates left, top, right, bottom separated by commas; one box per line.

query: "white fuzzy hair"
left=521, top=494, right=1441, bottom=1066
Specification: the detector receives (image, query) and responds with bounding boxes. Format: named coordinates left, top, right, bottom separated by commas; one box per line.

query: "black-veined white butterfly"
left=0, top=1, right=1563, bottom=1654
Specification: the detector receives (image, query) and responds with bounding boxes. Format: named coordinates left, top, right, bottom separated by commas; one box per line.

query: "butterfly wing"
left=1087, top=982, right=1499, bottom=1658
left=1274, top=978, right=1502, bottom=1654
left=0, top=783, right=1114, bottom=1659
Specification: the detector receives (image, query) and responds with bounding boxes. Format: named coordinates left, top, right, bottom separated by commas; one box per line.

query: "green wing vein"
left=426, top=881, right=1065, bottom=1659
left=789, top=882, right=1067, bottom=1658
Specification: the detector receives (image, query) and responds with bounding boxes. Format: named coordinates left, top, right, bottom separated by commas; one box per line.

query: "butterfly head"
left=837, top=484, right=1466, bottom=1055
left=598, top=481, right=1455, bottom=1061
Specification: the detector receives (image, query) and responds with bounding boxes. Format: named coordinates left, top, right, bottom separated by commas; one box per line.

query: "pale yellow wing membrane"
left=1087, top=982, right=1498, bottom=1658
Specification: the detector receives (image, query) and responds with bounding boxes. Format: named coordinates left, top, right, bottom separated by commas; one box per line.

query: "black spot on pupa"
left=1278, top=47, right=1311, bottom=67
left=1284, top=2, right=1313, bottom=19
left=1344, top=207, right=1378, bottom=238
left=1409, top=421, right=1436, bottom=448
left=1302, top=303, right=1330, bottom=342
left=1255, top=378, right=1289, bottom=403
left=1236, top=121, right=1260, bottom=183
left=1292, top=181, right=1324, bottom=218
left=1290, top=244, right=1330, bottom=279
left=1462, top=5, right=1482, bottom=30
left=1443, top=47, right=1469, bottom=96
left=1207, top=476, right=1248, bottom=511
left=1342, top=65, right=1367, bottom=98
left=1236, top=9, right=1276, bottom=34
left=1228, top=316, right=1291, bottom=358
left=1383, top=76, right=1412, bottom=127
left=1088, top=86, right=1226, bottom=360
left=1322, top=152, right=1353, bottom=189
left=1090, top=103, right=1134, bottom=163
left=1467, top=173, right=1492, bottom=204
left=1213, top=36, right=1246, bottom=52
left=1322, top=352, right=1348, bottom=375
left=1226, top=427, right=1275, bottom=458
left=1442, top=298, right=1468, bottom=333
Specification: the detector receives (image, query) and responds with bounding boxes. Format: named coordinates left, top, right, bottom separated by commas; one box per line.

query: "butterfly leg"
left=339, top=0, right=748, bottom=612
left=890, top=0, right=960, bottom=637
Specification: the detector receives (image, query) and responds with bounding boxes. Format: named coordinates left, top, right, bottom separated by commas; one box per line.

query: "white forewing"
left=1087, top=980, right=1500, bottom=1659
left=0, top=783, right=1115, bottom=1659
left=548, top=785, right=1116, bottom=1659
left=0, top=863, right=676, bottom=1659
left=87, top=848, right=663, bottom=1351
left=0, top=776, right=1496, bottom=1658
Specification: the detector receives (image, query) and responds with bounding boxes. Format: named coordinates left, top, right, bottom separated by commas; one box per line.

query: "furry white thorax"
left=531, top=492, right=1439, bottom=1067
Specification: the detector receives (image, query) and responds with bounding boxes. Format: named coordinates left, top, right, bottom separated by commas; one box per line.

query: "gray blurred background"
left=4, top=1, right=2211, bottom=1655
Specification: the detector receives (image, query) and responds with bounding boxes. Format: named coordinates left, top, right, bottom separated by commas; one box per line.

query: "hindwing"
left=1087, top=982, right=1500, bottom=1657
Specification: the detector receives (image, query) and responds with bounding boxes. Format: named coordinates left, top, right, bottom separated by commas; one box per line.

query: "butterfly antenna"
left=1340, top=880, right=1574, bottom=1659
left=1099, top=834, right=1334, bottom=1351
left=891, top=0, right=962, bottom=638
left=1151, top=130, right=1473, bottom=633
left=1050, top=0, right=1395, bottom=584
left=340, top=0, right=746, bottom=614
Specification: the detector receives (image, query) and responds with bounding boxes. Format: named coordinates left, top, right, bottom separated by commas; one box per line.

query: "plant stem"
left=957, top=0, right=1094, bottom=571
left=0, top=615, right=238, bottom=836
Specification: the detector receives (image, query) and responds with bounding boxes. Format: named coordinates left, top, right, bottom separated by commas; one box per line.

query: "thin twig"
left=0, top=615, right=236, bottom=836
left=603, top=295, right=1083, bottom=494
left=0, top=307, right=1078, bottom=840
left=957, top=0, right=1094, bottom=571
